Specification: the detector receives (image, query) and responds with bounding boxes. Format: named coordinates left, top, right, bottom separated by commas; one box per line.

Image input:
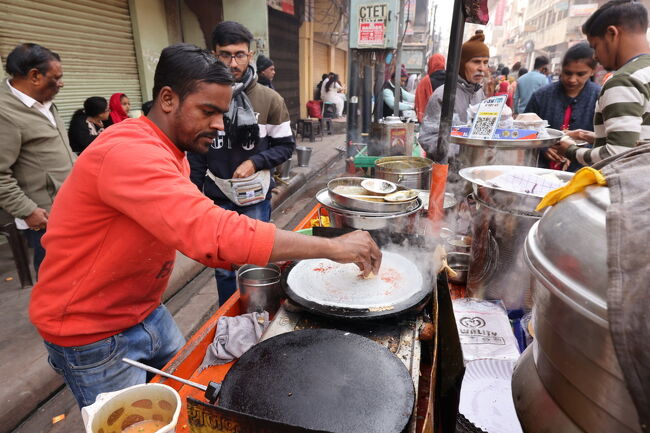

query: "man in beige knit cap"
left=418, top=30, right=490, bottom=163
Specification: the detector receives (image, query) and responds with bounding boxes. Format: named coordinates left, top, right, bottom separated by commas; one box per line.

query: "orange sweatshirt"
left=29, top=116, right=276, bottom=346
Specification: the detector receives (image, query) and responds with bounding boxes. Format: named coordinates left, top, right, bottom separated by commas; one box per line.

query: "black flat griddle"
left=218, top=328, right=415, bottom=433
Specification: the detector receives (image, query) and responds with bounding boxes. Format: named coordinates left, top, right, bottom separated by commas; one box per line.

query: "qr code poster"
left=469, top=95, right=507, bottom=140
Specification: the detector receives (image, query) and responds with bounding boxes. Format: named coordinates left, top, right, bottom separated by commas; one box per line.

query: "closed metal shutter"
left=0, top=0, right=142, bottom=125
left=334, top=48, right=346, bottom=80
left=313, top=41, right=329, bottom=85
left=268, top=6, right=300, bottom=124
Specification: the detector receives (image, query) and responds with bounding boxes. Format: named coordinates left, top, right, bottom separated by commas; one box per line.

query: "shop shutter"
left=268, top=6, right=300, bottom=125
left=334, top=47, right=347, bottom=80
left=0, top=0, right=143, bottom=126
left=313, top=41, right=331, bottom=87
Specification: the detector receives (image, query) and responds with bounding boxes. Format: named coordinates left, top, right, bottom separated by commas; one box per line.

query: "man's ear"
left=158, top=86, right=176, bottom=114
left=28, top=68, right=41, bottom=84
left=606, top=25, right=620, bottom=41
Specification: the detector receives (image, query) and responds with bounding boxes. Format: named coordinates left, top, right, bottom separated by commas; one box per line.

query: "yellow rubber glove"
left=536, top=167, right=607, bottom=211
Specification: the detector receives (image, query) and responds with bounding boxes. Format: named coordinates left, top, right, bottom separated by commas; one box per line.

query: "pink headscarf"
left=109, top=93, right=129, bottom=124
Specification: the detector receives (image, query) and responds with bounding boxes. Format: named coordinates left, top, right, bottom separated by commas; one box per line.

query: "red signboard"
left=494, top=0, right=505, bottom=26
left=359, top=22, right=385, bottom=46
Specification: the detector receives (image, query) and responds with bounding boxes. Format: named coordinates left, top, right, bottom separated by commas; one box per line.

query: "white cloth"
left=6, top=80, right=56, bottom=126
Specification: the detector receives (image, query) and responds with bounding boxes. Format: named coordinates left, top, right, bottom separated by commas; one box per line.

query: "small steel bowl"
left=447, top=252, right=470, bottom=285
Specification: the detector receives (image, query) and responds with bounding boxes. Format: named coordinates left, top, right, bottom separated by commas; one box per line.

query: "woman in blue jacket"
left=526, top=43, right=600, bottom=172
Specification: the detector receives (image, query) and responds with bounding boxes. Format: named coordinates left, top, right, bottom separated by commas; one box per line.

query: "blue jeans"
left=215, top=199, right=272, bottom=305
left=44, top=304, right=185, bottom=408
left=23, top=229, right=46, bottom=278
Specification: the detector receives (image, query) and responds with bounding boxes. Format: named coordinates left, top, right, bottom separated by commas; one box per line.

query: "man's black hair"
left=141, top=100, right=153, bottom=116
left=563, top=42, right=597, bottom=69
left=518, top=68, right=528, bottom=77
left=582, top=0, right=648, bottom=36
left=211, top=21, right=254, bottom=50
left=534, top=56, right=550, bottom=70
left=5, top=43, right=60, bottom=77
left=83, top=96, right=108, bottom=117
left=152, top=43, right=233, bottom=101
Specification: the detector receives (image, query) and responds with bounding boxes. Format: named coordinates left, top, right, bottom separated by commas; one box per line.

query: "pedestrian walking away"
left=414, top=53, right=446, bottom=123
left=0, top=43, right=75, bottom=277
left=513, top=55, right=549, bottom=115
left=188, top=21, right=295, bottom=306
left=30, top=43, right=381, bottom=410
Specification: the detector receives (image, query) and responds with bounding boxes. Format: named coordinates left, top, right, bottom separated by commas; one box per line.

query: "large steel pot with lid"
left=513, top=185, right=641, bottom=433
left=450, top=128, right=563, bottom=172
left=459, top=165, right=573, bottom=310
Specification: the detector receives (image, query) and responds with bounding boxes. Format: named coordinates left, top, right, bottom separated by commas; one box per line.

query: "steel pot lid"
left=459, top=165, right=574, bottom=216
left=450, top=128, right=563, bottom=149
left=525, top=185, right=610, bottom=322
left=219, top=328, right=415, bottom=433
left=285, top=250, right=428, bottom=318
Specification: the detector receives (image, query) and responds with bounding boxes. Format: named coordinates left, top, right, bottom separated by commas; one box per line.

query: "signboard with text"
left=350, top=0, right=399, bottom=49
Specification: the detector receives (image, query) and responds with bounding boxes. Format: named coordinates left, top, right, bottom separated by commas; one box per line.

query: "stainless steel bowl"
left=316, top=189, right=423, bottom=232
left=446, top=252, right=469, bottom=285
left=327, top=177, right=419, bottom=213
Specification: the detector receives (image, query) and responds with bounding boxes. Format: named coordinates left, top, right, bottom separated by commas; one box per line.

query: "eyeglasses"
left=216, top=51, right=250, bottom=65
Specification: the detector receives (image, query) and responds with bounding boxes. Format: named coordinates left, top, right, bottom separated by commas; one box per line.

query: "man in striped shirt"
left=555, top=0, right=650, bottom=166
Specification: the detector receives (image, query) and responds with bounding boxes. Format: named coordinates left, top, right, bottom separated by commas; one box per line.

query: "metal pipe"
left=122, top=357, right=207, bottom=392
left=436, top=0, right=465, bottom=164
left=346, top=50, right=360, bottom=157
left=374, top=59, right=385, bottom=122
left=362, top=64, right=372, bottom=133
left=393, top=0, right=405, bottom=117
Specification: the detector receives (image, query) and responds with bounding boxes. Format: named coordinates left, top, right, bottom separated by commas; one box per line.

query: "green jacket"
left=0, top=79, right=76, bottom=218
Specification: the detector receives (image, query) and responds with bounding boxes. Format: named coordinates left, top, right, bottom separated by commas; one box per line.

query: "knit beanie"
left=256, top=55, right=274, bottom=73
left=460, top=30, right=489, bottom=77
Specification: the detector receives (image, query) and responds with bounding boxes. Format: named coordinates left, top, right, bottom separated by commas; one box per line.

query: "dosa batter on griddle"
left=287, top=251, right=423, bottom=309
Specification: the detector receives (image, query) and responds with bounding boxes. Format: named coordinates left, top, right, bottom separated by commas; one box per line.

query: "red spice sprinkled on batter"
left=312, top=264, right=334, bottom=273
left=380, top=268, right=402, bottom=289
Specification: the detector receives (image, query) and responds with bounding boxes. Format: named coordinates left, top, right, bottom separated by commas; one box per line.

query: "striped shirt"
left=567, top=54, right=650, bottom=166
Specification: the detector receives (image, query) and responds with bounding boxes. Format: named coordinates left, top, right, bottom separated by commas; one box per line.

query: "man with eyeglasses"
left=188, top=21, right=294, bottom=305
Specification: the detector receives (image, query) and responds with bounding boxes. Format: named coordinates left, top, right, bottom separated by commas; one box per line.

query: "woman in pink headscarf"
left=105, top=93, right=131, bottom=126
left=414, top=54, right=446, bottom=123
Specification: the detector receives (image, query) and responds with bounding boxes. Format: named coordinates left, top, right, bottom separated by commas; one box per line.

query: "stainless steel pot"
left=450, top=128, right=563, bottom=171
left=375, top=156, right=434, bottom=190
left=513, top=185, right=642, bottom=433
left=459, top=165, right=573, bottom=310
left=316, top=189, right=423, bottom=233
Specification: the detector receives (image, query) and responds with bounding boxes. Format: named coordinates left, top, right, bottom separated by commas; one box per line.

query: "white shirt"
left=6, top=80, right=56, bottom=126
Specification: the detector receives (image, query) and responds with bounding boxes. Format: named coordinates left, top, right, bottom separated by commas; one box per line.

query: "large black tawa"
left=218, top=328, right=415, bottom=432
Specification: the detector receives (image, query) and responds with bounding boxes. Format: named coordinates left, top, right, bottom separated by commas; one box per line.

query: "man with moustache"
left=29, top=43, right=381, bottom=409
left=0, top=43, right=75, bottom=277
left=418, top=30, right=490, bottom=163
left=188, top=21, right=294, bottom=305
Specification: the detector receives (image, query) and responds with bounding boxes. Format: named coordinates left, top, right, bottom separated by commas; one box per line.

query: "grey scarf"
left=225, top=65, right=260, bottom=149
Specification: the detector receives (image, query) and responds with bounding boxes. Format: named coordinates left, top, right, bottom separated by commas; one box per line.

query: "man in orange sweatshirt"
left=29, top=44, right=381, bottom=409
